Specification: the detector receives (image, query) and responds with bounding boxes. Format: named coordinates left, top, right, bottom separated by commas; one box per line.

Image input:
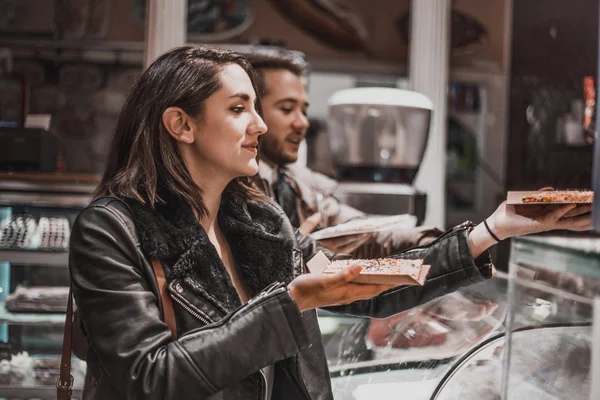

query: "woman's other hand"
left=468, top=199, right=592, bottom=259
left=488, top=201, right=592, bottom=241
left=287, top=265, right=396, bottom=312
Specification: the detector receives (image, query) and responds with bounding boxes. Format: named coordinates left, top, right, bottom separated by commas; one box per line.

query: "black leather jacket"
left=69, top=192, right=493, bottom=399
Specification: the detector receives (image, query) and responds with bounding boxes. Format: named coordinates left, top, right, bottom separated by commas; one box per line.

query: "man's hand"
left=318, top=233, right=370, bottom=255
left=299, top=213, right=371, bottom=254
left=288, top=264, right=396, bottom=312
left=299, top=213, right=322, bottom=236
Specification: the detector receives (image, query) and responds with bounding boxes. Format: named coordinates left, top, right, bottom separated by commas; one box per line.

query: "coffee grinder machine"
left=326, top=87, right=433, bottom=225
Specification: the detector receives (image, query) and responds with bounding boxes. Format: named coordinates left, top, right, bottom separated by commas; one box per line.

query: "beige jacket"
left=256, top=162, right=442, bottom=257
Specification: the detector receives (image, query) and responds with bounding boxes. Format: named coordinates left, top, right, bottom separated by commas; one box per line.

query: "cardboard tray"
left=323, top=264, right=431, bottom=286
left=507, top=190, right=594, bottom=205
left=307, top=251, right=430, bottom=286
left=310, top=215, right=417, bottom=241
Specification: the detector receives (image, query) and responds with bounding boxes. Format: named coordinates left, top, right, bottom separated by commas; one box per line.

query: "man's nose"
left=292, top=112, right=309, bottom=130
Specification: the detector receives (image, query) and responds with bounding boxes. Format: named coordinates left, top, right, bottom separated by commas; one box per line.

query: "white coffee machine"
left=326, top=87, right=433, bottom=224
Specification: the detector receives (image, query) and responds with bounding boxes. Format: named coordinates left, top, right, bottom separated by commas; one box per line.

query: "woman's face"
left=192, top=63, right=267, bottom=180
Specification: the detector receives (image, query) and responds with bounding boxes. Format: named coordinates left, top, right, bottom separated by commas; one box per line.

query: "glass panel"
left=326, top=276, right=508, bottom=399
left=500, top=237, right=600, bottom=400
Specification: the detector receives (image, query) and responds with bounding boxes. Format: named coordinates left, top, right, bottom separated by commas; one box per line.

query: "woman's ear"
left=162, top=107, right=195, bottom=144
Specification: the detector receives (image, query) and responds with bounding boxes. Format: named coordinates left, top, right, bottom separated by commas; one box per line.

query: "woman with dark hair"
left=69, top=46, right=591, bottom=400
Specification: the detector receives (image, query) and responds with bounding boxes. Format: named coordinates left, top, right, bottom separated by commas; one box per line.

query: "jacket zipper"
left=170, top=290, right=213, bottom=325
left=295, top=355, right=312, bottom=399
left=258, top=369, right=268, bottom=400
left=170, top=281, right=286, bottom=400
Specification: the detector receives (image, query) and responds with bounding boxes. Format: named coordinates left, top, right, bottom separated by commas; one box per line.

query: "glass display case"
left=322, top=235, right=600, bottom=400
left=0, top=174, right=95, bottom=399
left=498, top=235, right=600, bottom=400
left=426, top=235, right=600, bottom=400
left=319, top=273, right=509, bottom=400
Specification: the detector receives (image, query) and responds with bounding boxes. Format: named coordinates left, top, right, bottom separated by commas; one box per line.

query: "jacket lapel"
left=125, top=189, right=297, bottom=315
left=219, top=193, right=297, bottom=298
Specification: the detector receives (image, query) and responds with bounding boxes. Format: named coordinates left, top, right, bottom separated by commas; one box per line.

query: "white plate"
left=310, top=215, right=417, bottom=241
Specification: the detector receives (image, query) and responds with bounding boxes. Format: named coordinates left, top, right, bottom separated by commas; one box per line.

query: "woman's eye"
left=231, top=106, right=244, bottom=114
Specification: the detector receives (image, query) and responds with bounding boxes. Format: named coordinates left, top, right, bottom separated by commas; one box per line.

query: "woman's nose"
left=253, top=114, right=268, bottom=136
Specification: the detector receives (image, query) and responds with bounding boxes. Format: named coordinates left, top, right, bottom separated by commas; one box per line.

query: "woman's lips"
left=242, top=142, right=259, bottom=153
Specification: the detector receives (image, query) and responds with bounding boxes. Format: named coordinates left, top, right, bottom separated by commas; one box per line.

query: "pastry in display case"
left=324, top=232, right=600, bottom=400
left=0, top=175, right=94, bottom=399
left=428, top=235, right=599, bottom=400
left=321, top=275, right=509, bottom=400
left=431, top=324, right=591, bottom=400
left=498, top=235, right=600, bottom=400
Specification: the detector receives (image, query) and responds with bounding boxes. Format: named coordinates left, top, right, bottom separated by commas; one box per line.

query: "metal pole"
left=143, top=0, right=187, bottom=69
left=409, top=0, right=451, bottom=229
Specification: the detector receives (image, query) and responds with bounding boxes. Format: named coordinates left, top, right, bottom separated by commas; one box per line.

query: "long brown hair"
left=96, top=46, right=264, bottom=218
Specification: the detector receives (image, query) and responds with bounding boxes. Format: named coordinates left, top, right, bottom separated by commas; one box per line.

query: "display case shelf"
left=0, top=303, right=64, bottom=326
left=0, top=249, right=69, bottom=267
left=0, top=354, right=85, bottom=399
left=511, top=235, right=600, bottom=278
left=0, top=383, right=82, bottom=398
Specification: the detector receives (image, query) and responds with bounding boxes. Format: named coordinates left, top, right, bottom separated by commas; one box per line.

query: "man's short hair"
left=245, top=53, right=307, bottom=96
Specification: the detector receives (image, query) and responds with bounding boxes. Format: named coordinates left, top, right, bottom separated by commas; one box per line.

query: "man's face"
left=259, top=69, right=310, bottom=166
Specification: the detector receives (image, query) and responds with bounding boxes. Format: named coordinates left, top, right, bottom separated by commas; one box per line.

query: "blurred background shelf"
left=0, top=383, right=82, bottom=398
left=0, top=249, right=68, bottom=267
left=0, top=303, right=64, bottom=326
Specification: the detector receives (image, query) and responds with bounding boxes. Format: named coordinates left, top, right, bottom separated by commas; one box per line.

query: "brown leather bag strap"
left=57, top=287, right=74, bottom=400
left=151, top=260, right=177, bottom=340
left=56, top=260, right=176, bottom=400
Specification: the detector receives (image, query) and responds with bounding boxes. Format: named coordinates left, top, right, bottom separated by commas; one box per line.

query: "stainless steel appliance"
left=327, top=87, right=432, bottom=221
left=327, top=87, right=432, bottom=184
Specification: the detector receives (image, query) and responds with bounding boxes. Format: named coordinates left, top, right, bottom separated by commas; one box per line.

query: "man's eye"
left=280, top=108, right=292, bottom=114
left=231, top=106, right=244, bottom=114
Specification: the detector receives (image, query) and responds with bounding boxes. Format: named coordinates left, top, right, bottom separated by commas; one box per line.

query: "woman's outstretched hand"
left=488, top=202, right=592, bottom=241
left=287, top=265, right=396, bottom=312
left=469, top=200, right=592, bottom=259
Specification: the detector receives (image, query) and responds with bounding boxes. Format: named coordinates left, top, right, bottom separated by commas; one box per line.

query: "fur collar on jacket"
left=124, top=189, right=298, bottom=314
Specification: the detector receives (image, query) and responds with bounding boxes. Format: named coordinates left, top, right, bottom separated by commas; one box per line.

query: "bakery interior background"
left=0, top=0, right=596, bottom=206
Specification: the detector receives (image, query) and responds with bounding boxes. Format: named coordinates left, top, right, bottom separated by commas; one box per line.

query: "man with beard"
left=248, top=54, right=441, bottom=256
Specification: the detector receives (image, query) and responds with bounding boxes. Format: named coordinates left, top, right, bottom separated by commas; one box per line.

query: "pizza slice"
left=521, top=190, right=593, bottom=204
left=323, top=258, right=430, bottom=286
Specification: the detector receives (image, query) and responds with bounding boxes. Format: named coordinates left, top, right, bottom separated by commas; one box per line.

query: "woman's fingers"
left=562, top=205, right=592, bottom=218
left=293, top=266, right=401, bottom=310
left=556, top=212, right=593, bottom=231
left=545, top=204, right=577, bottom=222
left=324, top=265, right=363, bottom=288
left=338, top=282, right=397, bottom=303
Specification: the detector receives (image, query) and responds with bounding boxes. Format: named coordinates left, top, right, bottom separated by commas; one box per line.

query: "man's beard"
left=259, top=139, right=297, bottom=167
